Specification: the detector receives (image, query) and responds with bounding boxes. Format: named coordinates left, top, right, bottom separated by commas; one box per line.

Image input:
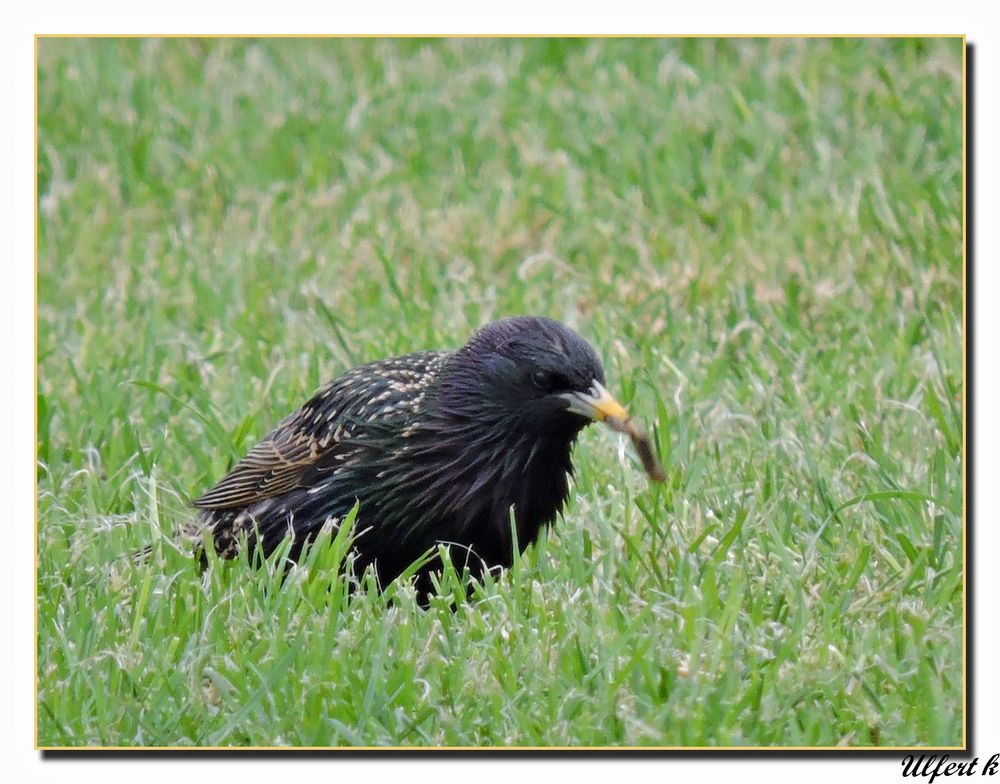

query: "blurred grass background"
left=36, top=37, right=963, bottom=747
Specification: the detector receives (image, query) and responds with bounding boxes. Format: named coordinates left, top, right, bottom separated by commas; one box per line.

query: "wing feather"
left=193, top=351, right=449, bottom=510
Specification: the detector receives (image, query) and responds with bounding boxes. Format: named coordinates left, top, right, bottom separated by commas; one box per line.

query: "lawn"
left=36, top=37, right=964, bottom=747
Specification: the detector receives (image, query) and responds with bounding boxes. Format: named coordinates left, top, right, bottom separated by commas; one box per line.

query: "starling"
left=190, top=316, right=660, bottom=595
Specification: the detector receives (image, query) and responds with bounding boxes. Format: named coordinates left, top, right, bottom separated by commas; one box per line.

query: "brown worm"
left=606, top=416, right=666, bottom=483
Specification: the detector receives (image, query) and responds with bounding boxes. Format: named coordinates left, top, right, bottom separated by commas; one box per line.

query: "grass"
left=36, top=37, right=964, bottom=747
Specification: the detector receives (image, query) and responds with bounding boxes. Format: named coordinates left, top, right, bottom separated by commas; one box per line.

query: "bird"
left=187, top=316, right=655, bottom=598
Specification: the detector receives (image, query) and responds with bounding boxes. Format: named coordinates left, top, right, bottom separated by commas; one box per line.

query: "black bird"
left=191, top=316, right=649, bottom=595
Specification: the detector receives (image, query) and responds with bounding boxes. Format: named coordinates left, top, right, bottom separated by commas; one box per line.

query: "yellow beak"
left=559, top=380, right=631, bottom=432
left=560, top=379, right=666, bottom=482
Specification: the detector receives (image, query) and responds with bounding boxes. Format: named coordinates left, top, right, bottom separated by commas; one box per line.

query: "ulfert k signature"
left=902, top=754, right=999, bottom=782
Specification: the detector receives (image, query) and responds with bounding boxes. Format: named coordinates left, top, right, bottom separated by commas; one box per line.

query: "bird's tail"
left=130, top=517, right=212, bottom=566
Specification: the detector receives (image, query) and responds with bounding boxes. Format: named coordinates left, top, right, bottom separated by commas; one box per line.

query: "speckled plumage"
left=191, top=316, right=616, bottom=595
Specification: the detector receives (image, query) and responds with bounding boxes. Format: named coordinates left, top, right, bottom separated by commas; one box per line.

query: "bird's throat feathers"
left=367, top=388, right=579, bottom=553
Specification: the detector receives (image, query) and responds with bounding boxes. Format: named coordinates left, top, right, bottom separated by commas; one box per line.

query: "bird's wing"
left=193, top=351, right=450, bottom=510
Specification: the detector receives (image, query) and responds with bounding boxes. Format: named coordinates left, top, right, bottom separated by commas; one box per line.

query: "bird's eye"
left=531, top=370, right=554, bottom=390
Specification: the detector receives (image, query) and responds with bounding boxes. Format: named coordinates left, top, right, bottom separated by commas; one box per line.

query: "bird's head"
left=441, top=316, right=633, bottom=438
